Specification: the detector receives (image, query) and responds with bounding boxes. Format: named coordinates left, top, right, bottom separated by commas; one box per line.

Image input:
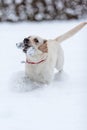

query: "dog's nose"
left=24, top=38, right=29, bottom=43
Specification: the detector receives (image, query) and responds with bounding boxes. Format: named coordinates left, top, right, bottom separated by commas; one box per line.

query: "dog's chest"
left=25, top=61, right=53, bottom=83
left=25, top=62, right=48, bottom=75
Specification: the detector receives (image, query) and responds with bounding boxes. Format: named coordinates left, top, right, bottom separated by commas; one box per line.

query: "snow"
left=0, top=21, right=87, bottom=130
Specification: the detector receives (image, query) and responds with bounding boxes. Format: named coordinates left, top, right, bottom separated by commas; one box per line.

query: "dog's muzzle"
left=16, top=42, right=30, bottom=53
left=16, top=37, right=33, bottom=53
left=16, top=42, right=36, bottom=55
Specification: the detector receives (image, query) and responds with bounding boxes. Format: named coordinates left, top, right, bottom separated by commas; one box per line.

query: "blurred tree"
left=0, top=0, right=87, bottom=22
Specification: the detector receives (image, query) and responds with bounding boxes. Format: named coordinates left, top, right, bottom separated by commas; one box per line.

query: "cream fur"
left=25, top=40, right=64, bottom=83
left=16, top=22, right=87, bottom=84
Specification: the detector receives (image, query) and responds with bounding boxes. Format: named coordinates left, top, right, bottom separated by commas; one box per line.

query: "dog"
left=16, top=22, right=87, bottom=83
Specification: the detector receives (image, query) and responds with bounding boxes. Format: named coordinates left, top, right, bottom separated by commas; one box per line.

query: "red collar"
left=26, top=59, right=46, bottom=64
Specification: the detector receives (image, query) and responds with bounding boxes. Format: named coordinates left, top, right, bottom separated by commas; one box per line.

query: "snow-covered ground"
left=0, top=21, right=87, bottom=130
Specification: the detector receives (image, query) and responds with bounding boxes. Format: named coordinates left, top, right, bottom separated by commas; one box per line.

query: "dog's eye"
left=34, top=38, right=38, bottom=43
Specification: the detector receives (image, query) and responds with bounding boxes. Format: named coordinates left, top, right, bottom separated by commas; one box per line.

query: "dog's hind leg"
left=56, top=46, right=64, bottom=72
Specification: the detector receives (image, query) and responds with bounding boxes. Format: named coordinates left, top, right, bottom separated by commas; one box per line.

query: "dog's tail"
left=54, top=22, right=87, bottom=43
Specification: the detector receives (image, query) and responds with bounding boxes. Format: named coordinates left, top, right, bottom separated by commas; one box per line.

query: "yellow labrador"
left=16, top=22, right=87, bottom=83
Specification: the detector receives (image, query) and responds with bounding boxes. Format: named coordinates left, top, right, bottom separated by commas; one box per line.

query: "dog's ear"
left=38, top=42, right=48, bottom=53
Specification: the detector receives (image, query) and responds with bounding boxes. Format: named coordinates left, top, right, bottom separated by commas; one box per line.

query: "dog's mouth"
left=16, top=43, right=29, bottom=53
left=23, top=38, right=31, bottom=53
left=16, top=41, right=43, bottom=56
left=16, top=38, right=32, bottom=54
left=23, top=45, right=31, bottom=53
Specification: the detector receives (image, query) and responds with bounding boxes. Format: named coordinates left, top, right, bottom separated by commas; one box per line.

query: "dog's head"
left=16, top=36, right=48, bottom=62
left=16, top=35, right=48, bottom=53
